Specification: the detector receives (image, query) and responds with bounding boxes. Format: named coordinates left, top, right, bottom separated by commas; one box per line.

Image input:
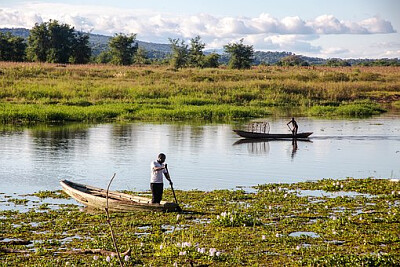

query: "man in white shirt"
left=150, top=153, right=172, bottom=204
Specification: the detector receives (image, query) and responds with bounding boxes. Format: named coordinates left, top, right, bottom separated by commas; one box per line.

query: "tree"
left=169, top=38, right=188, bottom=69
left=27, top=22, right=50, bottom=62
left=203, top=53, right=220, bottom=68
left=0, top=32, right=26, bottom=61
left=223, top=39, right=254, bottom=69
left=70, top=32, right=91, bottom=64
left=134, top=47, right=149, bottom=65
left=27, top=20, right=91, bottom=64
left=188, top=35, right=205, bottom=67
left=109, top=33, right=138, bottom=65
left=46, top=20, right=75, bottom=63
left=326, top=58, right=351, bottom=67
left=277, top=55, right=309, bottom=66
left=96, top=51, right=112, bottom=64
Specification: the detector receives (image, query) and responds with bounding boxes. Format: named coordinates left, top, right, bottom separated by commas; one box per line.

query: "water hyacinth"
left=197, top=247, right=206, bottom=254
left=213, top=210, right=260, bottom=227
left=2, top=176, right=400, bottom=266
left=106, top=256, right=111, bottom=262
left=209, top=248, right=217, bottom=257
left=124, top=255, right=130, bottom=262
left=181, top=242, right=192, bottom=248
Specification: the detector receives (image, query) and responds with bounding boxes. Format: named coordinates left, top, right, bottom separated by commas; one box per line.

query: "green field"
left=1, top=178, right=399, bottom=266
left=1, top=62, right=399, bottom=124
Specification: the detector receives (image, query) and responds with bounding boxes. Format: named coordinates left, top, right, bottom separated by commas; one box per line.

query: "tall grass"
left=0, top=62, right=398, bottom=124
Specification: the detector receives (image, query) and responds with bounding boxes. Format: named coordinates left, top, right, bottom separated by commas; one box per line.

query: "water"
left=1, top=114, right=399, bottom=195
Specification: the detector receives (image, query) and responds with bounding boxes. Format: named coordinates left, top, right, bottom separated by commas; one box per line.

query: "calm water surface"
left=1, top=114, right=400, bottom=195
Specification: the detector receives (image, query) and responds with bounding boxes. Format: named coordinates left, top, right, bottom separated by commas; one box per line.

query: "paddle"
left=164, top=164, right=182, bottom=212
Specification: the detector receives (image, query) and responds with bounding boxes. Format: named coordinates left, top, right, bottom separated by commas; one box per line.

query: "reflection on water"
left=291, top=139, right=298, bottom=158
left=233, top=139, right=271, bottom=155
left=233, top=138, right=312, bottom=159
left=1, top=114, right=400, bottom=195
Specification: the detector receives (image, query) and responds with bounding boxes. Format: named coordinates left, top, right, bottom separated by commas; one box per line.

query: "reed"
left=1, top=62, right=398, bottom=124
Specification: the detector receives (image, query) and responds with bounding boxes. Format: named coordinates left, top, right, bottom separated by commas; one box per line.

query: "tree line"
left=1, top=20, right=399, bottom=68
left=0, top=20, right=254, bottom=70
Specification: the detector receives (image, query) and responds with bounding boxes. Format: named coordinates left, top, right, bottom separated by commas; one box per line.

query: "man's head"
left=157, top=153, right=166, bottom=163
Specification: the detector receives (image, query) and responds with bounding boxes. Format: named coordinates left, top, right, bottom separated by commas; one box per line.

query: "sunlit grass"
left=1, top=62, right=399, bottom=124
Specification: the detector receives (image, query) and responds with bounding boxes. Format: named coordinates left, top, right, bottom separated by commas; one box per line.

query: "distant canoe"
left=233, top=130, right=313, bottom=139
left=60, top=180, right=180, bottom=212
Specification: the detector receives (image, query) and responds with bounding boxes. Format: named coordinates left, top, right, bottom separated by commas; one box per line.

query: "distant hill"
left=1, top=27, right=322, bottom=64
left=1, top=28, right=30, bottom=38
left=2, top=27, right=398, bottom=65
left=0, top=28, right=172, bottom=59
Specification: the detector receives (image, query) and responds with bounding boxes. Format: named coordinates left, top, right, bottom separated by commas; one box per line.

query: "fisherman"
left=287, top=117, right=298, bottom=136
left=150, top=153, right=172, bottom=204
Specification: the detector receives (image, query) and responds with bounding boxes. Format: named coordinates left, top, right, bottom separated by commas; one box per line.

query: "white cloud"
left=383, top=50, right=400, bottom=57
left=280, top=16, right=312, bottom=34
left=307, top=15, right=349, bottom=34
left=321, top=47, right=350, bottom=55
left=0, top=3, right=398, bottom=58
left=0, top=8, right=43, bottom=28
left=360, top=17, right=395, bottom=34
left=1, top=4, right=395, bottom=36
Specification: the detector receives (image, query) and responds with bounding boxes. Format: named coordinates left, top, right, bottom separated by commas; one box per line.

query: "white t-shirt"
left=150, top=160, right=167, bottom=183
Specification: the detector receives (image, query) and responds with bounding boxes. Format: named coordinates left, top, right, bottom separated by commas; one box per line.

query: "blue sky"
left=1, top=0, right=399, bottom=59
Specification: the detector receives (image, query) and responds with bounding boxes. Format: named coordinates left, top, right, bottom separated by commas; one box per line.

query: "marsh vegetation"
left=1, top=63, right=398, bottom=124
left=1, top=178, right=399, bottom=266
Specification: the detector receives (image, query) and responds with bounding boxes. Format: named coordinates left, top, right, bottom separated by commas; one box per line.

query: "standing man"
left=287, top=117, right=298, bottom=136
left=150, top=153, right=172, bottom=204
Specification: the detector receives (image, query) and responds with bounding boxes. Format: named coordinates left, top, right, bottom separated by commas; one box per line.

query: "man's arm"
left=153, top=166, right=165, bottom=171
left=164, top=172, right=172, bottom=183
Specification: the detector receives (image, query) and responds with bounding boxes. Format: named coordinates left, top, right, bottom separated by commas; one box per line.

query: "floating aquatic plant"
left=1, top=177, right=399, bottom=265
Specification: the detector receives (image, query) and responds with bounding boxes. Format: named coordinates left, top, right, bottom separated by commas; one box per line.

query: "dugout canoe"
left=233, top=130, right=313, bottom=139
left=60, top=179, right=180, bottom=212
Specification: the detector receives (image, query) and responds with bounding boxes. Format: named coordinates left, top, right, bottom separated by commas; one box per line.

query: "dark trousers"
left=151, top=183, right=163, bottom=204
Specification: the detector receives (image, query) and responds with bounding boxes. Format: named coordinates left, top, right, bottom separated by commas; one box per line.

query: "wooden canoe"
left=233, top=130, right=313, bottom=139
left=60, top=179, right=180, bottom=212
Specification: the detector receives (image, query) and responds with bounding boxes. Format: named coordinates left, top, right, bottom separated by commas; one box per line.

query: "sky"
left=0, top=0, right=399, bottom=59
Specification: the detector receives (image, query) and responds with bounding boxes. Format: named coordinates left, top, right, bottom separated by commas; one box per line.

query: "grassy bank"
left=1, top=178, right=399, bottom=266
left=1, top=62, right=399, bottom=124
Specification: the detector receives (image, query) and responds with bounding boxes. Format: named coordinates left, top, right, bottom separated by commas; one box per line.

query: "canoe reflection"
left=233, top=138, right=312, bottom=156
left=234, top=138, right=270, bottom=154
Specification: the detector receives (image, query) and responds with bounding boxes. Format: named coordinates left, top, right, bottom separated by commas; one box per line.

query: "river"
left=1, top=113, right=399, bottom=195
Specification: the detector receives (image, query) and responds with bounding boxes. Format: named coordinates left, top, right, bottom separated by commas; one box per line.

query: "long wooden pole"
left=165, top=165, right=182, bottom=212
left=105, top=173, right=123, bottom=267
